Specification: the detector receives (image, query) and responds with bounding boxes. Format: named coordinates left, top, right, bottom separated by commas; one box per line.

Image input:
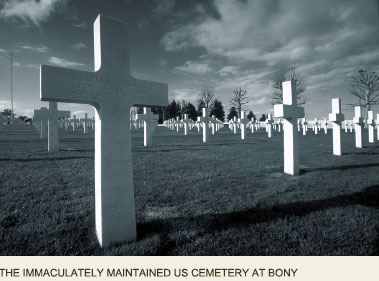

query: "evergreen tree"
left=247, top=110, right=256, bottom=121
left=259, top=114, right=266, bottom=121
left=167, top=100, right=179, bottom=119
left=227, top=106, right=238, bottom=121
left=210, top=99, right=225, bottom=121
left=186, top=103, right=197, bottom=121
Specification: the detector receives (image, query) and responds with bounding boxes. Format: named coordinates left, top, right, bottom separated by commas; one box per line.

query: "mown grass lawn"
left=0, top=124, right=378, bottom=255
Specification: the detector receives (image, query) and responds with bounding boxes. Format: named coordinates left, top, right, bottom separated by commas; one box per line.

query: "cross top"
left=34, top=103, right=70, bottom=120
left=137, top=107, right=159, bottom=122
left=81, top=113, right=91, bottom=123
left=353, top=106, right=363, bottom=125
left=367, top=111, right=374, bottom=124
left=239, top=111, right=248, bottom=124
left=329, top=98, right=344, bottom=123
left=182, top=114, right=192, bottom=124
left=41, top=14, right=167, bottom=109
left=274, top=80, right=304, bottom=120
left=199, top=108, right=210, bottom=122
left=266, top=113, right=273, bottom=124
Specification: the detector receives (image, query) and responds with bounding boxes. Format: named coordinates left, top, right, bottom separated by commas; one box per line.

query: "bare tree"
left=230, top=88, right=249, bottom=117
left=198, top=87, right=215, bottom=109
left=348, top=69, right=379, bottom=118
left=272, top=66, right=305, bottom=105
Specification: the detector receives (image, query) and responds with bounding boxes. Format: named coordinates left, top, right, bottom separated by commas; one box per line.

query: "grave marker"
left=266, top=113, right=273, bottom=138
left=40, top=14, right=168, bottom=247
left=367, top=111, right=374, bottom=143
left=198, top=108, right=210, bottom=142
left=136, top=107, right=159, bottom=146
left=80, top=113, right=91, bottom=134
left=353, top=106, right=363, bottom=148
left=328, top=98, right=344, bottom=156
left=274, top=80, right=304, bottom=175
left=238, top=111, right=248, bottom=139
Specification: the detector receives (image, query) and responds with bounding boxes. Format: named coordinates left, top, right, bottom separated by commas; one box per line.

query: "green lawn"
left=0, top=124, right=378, bottom=255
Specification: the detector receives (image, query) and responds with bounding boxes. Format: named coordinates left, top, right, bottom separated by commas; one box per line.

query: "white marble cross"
left=274, top=80, right=304, bottom=175
left=33, top=108, right=48, bottom=139
left=353, top=106, right=363, bottom=148
left=136, top=107, right=159, bottom=146
left=175, top=116, right=180, bottom=133
left=302, top=117, right=308, bottom=136
left=232, top=116, right=237, bottom=134
left=40, top=14, right=168, bottom=247
left=70, top=115, right=80, bottom=132
left=367, top=111, right=374, bottom=143
left=266, top=113, right=273, bottom=138
left=313, top=118, right=319, bottom=134
left=80, top=113, right=91, bottom=134
left=323, top=119, right=328, bottom=134
left=182, top=114, right=192, bottom=135
left=209, top=115, right=217, bottom=135
left=34, top=103, right=70, bottom=151
left=329, top=98, right=344, bottom=156
left=238, top=111, right=248, bottom=139
left=198, top=108, right=210, bottom=142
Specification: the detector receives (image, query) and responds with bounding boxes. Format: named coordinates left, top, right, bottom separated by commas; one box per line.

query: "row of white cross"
left=35, top=14, right=379, bottom=249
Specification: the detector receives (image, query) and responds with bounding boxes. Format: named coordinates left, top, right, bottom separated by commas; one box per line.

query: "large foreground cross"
left=40, top=14, right=168, bottom=247
left=274, top=80, right=304, bottom=175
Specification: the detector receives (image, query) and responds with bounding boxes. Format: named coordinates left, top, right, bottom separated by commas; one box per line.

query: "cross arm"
left=40, top=65, right=98, bottom=106
left=329, top=113, right=344, bottom=123
left=128, top=77, right=168, bottom=108
left=274, top=104, right=304, bottom=120
left=58, top=111, right=71, bottom=119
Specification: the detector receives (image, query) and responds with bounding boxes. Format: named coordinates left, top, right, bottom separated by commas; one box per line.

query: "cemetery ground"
left=0, top=125, right=378, bottom=256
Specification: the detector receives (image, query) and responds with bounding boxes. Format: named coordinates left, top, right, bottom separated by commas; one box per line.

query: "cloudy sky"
left=0, top=0, right=378, bottom=120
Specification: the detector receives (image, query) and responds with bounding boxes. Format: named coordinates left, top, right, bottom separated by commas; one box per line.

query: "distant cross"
left=70, top=115, right=80, bottom=132
left=297, top=119, right=301, bottom=132
left=209, top=115, right=217, bottom=135
left=313, top=118, right=319, bottom=134
left=136, top=107, right=159, bottom=146
left=232, top=116, right=237, bottom=134
left=302, top=117, right=308, bottom=136
left=255, top=119, right=260, bottom=131
left=328, top=98, right=344, bottom=156
left=266, top=113, right=273, bottom=138
left=198, top=108, right=210, bottom=142
left=40, top=14, right=168, bottom=247
left=238, top=111, right=248, bottom=139
left=175, top=116, right=180, bottom=132
left=323, top=119, right=328, bottom=134
left=182, top=114, right=192, bottom=135
left=353, top=106, right=363, bottom=148
left=274, top=80, right=304, bottom=175
left=80, top=113, right=91, bottom=134
left=33, top=108, right=49, bottom=139
left=34, top=103, right=70, bottom=151
left=367, top=111, right=374, bottom=143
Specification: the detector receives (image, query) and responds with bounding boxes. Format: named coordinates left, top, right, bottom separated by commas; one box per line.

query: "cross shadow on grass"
left=299, top=163, right=379, bottom=174
left=136, top=185, right=379, bottom=254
